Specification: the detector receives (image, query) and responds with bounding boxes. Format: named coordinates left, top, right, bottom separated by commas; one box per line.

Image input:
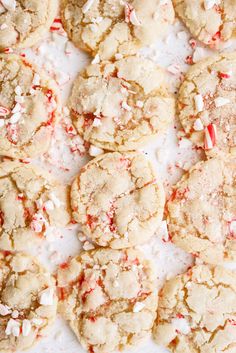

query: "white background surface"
left=10, top=10, right=236, bottom=353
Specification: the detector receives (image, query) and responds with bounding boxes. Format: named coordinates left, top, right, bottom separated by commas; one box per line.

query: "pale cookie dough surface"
left=178, top=53, right=236, bottom=157
left=173, top=0, right=236, bottom=47
left=57, top=248, right=157, bottom=353
left=71, top=152, right=165, bottom=248
left=0, top=0, right=58, bottom=50
left=0, top=54, right=61, bottom=159
left=167, top=157, right=236, bottom=264
left=0, top=251, right=57, bottom=353
left=69, top=56, right=175, bottom=151
left=0, top=161, right=71, bottom=251
left=154, top=264, right=236, bottom=353
left=61, top=0, right=175, bottom=60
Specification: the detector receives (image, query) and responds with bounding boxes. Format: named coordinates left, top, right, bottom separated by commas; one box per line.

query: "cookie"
left=0, top=54, right=60, bottom=159
left=71, top=152, right=165, bottom=248
left=178, top=53, right=236, bottom=157
left=0, top=161, right=71, bottom=251
left=57, top=248, right=157, bottom=353
left=167, top=157, right=236, bottom=264
left=69, top=55, right=175, bottom=151
left=61, top=0, right=175, bottom=60
left=0, top=0, right=58, bottom=50
left=154, top=264, right=236, bottom=353
left=0, top=251, right=57, bottom=353
left=173, top=0, right=236, bottom=48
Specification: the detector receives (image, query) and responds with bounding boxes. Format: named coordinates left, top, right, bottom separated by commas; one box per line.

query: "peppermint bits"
left=204, top=124, right=217, bottom=150
left=124, top=4, right=141, bottom=26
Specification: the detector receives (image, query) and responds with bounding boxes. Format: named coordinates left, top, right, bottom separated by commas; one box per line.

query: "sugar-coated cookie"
left=61, top=0, right=174, bottom=60
left=178, top=53, right=236, bottom=157
left=0, top=0, right=59, bottom=50
left=173, top=0, right=236, bottom=48
left=71, top=152, right=165, bottom=248
left=0, top=54, right=60, bottom=159
left=167, top=157, right=236, bottom=264
left=58, top=248, right=157, bottom=353
left=154, top=264, right=236, bottom=353
left=69, top=55, right=175, bottom=151
left=0, top=251, right=57, bottom=353
left=0, top=161, right=71, bottom=251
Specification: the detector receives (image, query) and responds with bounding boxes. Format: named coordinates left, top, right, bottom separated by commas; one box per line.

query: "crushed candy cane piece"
left=214, top=97, right=230, bottom=107
left=11, top=310, right=19, bottom=319
left=230, top=220, right=236, bottom=236
left=49, top=193, right=61, bottom=208
left=194, top=94, right=204, bottom=112
left=193, top=118, right=204, bottom=131
left=32, top=318, right=43, bottom=326
left=218, top=71, right=232, bottom=79
left=22, top=320, right=31, bottom=337
left=0, top=119, right=5, bottom=127
left=172, top=318, right=191, bottom=334
left=39, top=288, right=54, bottom=306
left=129, top=9, right=141, bottom=26
left=93, top=118, right=102, bottom=127
left=44, top=200, right=55, bottom=211
left=133, top=302, right=145, bottom=313
left=136, top=100, right=144, bottom=108
left=5, top=319, right=20, bottom=337
left=9, top=112, right=21, bottom=124
left=0, top=304, right=11, bottom=316
left=82, top=0, right=95, bottom=14
left=0, top=106, right=10, bottom=116
left=204, top=0, right=220, bottom=10
left=32, top=73, right=40, bottom=86
left=204, top=124, right=216, bottom=150
left=30, top=213, right=47, bottom=233
left=122, top=101, right=132, bottom=111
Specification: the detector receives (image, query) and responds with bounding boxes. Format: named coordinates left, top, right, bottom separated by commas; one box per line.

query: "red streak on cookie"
left=218, top=72, right=231, bottom=79
left=0, top=106, right=10, bottom=116
left=60, top=262, right=69, bottom=270
left=229, top=319, right=236, bottom=326
left=169, top=187, right=189, bottom=201
left=204, top=124, right=216, bottom=150
left=211, top=31, right=221, bottom=42
left=86, top=214, right=98, bottom=229
left=176, top=313, right=184, bottom=319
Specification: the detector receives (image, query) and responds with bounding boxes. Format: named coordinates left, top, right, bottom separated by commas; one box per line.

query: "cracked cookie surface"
left=0, top=161, right=71, bottom=251
left=71, top=152, right=165, bottom=248
left=178, top=53, right=236, bottom=157
left=61, top=0, right=174, bottom=60
left=153, top=264, right=236, bottom=353
left=0, top=0, right=58, bottom=50
left=173, top=0, right=236, bottom=48
left=0, top=251, right=57, bottom=353
left=69, top=55, right=175, bottom=151
left=167, top=157, right=236, bottom=264
left=57, top=248, right=157, bottom=353
left=0, top=54, right=60, bottom=159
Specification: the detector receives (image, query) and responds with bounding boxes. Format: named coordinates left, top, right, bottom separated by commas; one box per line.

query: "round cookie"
left=178, top=53, right=236, bottom=157
left=0, top=0, right=59, bottom=50
left=71, top=152, right=165, bottom=248
left=167, top=157, right=236, bottom=264
left=0, top=251, right=57, bottom=353
left=69, top=55, right=175, bottom=151
left=0, top=54, right=60, bottom=159
left=154, top=264, right=236, bottom=353
left=57, top=248, right=157, bottom=353
left=0, top=161, right=71, bottom=251
left=173, top=0, right=236, bottom=48
left=61, top=0, right=175, bottom=60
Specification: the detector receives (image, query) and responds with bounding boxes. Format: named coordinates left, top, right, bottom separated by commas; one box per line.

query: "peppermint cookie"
left=173, top=0, right=236, bottom=48
left=0, top=251, right=57, bottom=352
left=71, top=152, right=165, bottom=248
left=178, top=53, right=236, bottom=157
left=61, top=0, right=175, bottom=60
left=154, top=264, right=236, bottom=352
left=167, top=157, right=236, bottom=264
left=0, top=161, right=71, bottom=251
left=58, top=248, right=157, bottom=353
left=0, top=0, right=58, bottom=50
left=69, top=56, right=175, bottom=151
left=0, top=54, right=60, bottom=159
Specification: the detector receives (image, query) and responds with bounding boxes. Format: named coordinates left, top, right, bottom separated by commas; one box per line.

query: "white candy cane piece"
left=204, top=124, right=217, bottom=150
left=204, top=0, right=220, bottom=10
left=129, top=9, right=141, bottom=26
left=82, top=0, right=95, bottom=14
left=1, top=0, right=16, bottom=11
left=193, top=118, right=204, bottom=131
left=0, top=106, right=10, bottom=116
left=194, top=94, right=204, bottom=112
left=214, top=97, right=230, bottom=107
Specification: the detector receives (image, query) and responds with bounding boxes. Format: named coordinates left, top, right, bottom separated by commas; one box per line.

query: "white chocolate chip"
left=214, top=97, right=230, bottom=107
left=194, top=94, right=204, bottom=112
left=92, top=54, right=100, bottom=65
left=193, top=118, right=204, bottom=131
left=133, top=302, right=145, bottom=313
left=136, top=100, right=144, bottom=108
left=44, top=200, right=55, bottom=211
left=32, top=73, right=41, bottom=86
left=89, top=145, right=104, bottom=157
left=39, top=288, right=54, bottom=306
left=5, top=319, right=20, bottom=336
left=82, top=0, right=95, bottom=13
left=22, top=320, right=31, bottom=337
left=92, top=118, right=102, bottom=127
